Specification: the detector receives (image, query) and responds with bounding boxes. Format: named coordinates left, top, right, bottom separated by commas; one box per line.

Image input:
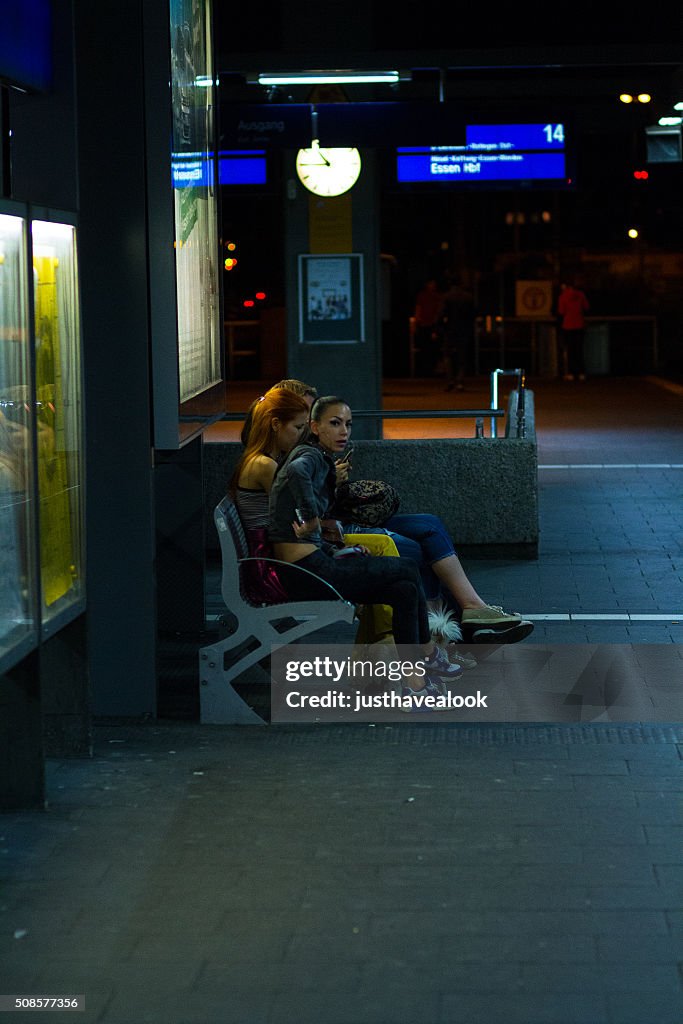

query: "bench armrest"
left=238, top=556, right=354, bottom=607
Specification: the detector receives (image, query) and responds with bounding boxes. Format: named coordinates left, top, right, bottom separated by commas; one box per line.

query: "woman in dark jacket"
left=269, top=396, right=463, bottom=701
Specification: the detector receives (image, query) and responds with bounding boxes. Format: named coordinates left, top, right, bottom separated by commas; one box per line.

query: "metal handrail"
left=220, top=407, right=505, bottom=437
left=490, top=368, right=525, bottom=438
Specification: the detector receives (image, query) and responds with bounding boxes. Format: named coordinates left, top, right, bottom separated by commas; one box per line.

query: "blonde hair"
left=270, top=379, right=318, bottom=400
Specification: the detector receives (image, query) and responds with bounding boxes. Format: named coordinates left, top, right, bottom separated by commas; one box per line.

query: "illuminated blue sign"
left=171, top=151, right=268, bottom=188
left=396, top=124, right=568, bottom=184
left=218, top=150, right=267, bottom=185
left=0, top=0, right=52, bottom=92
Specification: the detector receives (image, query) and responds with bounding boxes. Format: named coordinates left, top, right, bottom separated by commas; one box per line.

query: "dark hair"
left=309, top=395, right=350, bottom=424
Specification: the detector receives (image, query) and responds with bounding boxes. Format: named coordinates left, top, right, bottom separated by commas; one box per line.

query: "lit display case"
left=31, top=218, right=85, bottom=632
left=169, top=0, right=221, bottom=406
left=146, top=0, right=226, bottom=448
left=0, top=210, right=38, bottom=671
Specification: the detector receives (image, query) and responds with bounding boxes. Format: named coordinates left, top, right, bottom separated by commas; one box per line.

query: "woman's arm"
left=284, top=447, right=326, bottom=521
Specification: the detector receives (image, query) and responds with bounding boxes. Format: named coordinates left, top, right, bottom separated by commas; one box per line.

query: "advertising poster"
left=298, top=253, right=364, bottom=344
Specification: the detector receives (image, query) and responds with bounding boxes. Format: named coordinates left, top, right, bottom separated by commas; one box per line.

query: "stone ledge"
left=203, top=391, right=538, bottom=559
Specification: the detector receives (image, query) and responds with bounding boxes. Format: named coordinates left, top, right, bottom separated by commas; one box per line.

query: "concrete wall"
left=204, top=393, right=538, bottom=560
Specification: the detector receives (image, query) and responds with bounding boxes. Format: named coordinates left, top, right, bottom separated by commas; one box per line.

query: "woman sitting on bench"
left=228, top=388, right=398, bottom=645
left=267, top=394, right=466, bottom=702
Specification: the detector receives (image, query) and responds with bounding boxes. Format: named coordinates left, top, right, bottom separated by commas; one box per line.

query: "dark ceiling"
left=215, top=1, right=683, bottom=129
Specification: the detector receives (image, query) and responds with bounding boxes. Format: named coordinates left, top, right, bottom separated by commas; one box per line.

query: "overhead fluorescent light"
left=658, top=116, right=682, bottom=126
left=257, top=70, right=400, bottom=86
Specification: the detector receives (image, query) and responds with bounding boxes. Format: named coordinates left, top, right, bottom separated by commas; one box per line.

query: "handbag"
left=241, top=526, right=289, bottom=605
left=332, top=479, right=401, bottom=528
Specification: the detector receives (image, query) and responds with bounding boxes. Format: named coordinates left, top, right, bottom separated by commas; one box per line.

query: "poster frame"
left=297, top=253, right=365, bottom=345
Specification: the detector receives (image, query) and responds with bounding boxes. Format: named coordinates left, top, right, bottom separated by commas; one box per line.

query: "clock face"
left=295, top=142, right=362, bottom=197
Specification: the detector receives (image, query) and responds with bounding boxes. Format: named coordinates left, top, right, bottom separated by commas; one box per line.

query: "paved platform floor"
left=1, top=375, right=682, bottom=1023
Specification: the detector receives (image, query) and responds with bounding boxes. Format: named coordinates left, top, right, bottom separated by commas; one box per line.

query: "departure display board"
left=396, top=123, right=569, bottom=186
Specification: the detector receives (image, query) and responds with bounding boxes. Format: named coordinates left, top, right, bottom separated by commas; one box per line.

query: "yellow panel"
left=33, top=255, right=75, bottom=607
left=308, top=194, right=353, bottom=253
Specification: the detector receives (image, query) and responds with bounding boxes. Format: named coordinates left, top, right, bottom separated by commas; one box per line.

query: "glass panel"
left=169, top=0, right=221, bottom=404
left=31, top=220, right=84, bottom=627
left=0, top=213, right=37, bottom=662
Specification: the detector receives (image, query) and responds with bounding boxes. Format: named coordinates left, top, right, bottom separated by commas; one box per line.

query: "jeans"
left=344, top=513, right=456, bottom=603
left=278, top=549, right=431, bottom=647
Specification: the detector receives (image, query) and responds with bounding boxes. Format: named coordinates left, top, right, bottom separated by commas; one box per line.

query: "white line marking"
left=206, top=612, right=682, bottom=624
left=539, top=464, right=683, bottom=470
left=525, top=613, right=683, bottom=622
left=571, top=614, right=630, bottom=620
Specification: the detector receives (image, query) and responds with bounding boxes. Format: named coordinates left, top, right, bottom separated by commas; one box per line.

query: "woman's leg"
left=281, top=551, right=464, bottom=694
left=281, top=550, right=430, bottom=646
left=382, top=512, right=531, bottom=638
left=344, top=533, right=399, bottom=643
left=382, top=513, right=486, bottom=611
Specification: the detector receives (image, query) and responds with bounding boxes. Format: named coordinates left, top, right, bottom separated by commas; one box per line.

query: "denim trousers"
left=345, top=513, right=457, bottom=603
left=278, top=548, right=431, bottom=647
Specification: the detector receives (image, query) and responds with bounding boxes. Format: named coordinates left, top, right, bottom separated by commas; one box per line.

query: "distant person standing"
left=440, top=272, right=476, bottom=392
left=413, top=278, right=444, bottom=377
left=558, top=279, right=590, bottom=381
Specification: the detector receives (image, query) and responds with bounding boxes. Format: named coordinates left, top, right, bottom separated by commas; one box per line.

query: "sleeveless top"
left=233, top=486, right=288, bottom=605
left=234, top=486, right=269, bottom=530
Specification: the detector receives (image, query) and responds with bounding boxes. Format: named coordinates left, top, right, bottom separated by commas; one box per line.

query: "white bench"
left=199, top=496, right=357, bottom=724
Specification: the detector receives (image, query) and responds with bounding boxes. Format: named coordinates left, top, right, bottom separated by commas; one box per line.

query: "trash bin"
left=583, top=323, right=610, bottom=375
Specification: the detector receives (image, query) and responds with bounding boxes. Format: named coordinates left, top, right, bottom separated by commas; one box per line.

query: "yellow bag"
left=347, top=533, right=399, bottom=647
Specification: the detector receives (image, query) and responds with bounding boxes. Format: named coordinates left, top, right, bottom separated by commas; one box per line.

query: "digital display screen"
left=0, top=0, right=52, bottom=92
left=218, top=150, right=267, bottom=185
left=396, top=123, right=569, bottom=185
left=171, top=151, right=267, bottom=188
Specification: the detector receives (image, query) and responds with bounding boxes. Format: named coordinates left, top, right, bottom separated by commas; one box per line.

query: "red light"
left=633, top=170, right=649, bottom=180
left=243, top=299, right=255, bottom=308
left=255, top=291, right=266, bottom=300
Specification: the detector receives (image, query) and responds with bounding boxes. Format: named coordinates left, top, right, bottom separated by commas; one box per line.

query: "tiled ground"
left=1, top=374, right=682, bottom=1024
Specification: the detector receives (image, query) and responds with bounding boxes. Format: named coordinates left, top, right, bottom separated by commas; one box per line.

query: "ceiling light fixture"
left=257, top=70, right=401, bottom=86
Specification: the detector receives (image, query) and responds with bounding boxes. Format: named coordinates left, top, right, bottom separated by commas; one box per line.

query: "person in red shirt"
left=557, top=280, right=590, bottom=381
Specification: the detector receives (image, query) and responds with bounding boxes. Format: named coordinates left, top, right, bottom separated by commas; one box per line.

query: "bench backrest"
left=214, top=495, right=253, bottom=608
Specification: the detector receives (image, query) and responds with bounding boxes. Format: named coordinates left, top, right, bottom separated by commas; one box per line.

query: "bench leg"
left=198, top=639, right=268, bottom=725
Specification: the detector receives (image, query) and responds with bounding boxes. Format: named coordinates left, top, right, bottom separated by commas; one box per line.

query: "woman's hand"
left=292, top=515, right=320, bottom=539
left=334, top=457, right=352, bottom=484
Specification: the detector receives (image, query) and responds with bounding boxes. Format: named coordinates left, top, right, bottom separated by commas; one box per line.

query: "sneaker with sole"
left=470, top=620, right=535, bottom=645
left=424, top=643, right=464, bottom=680
left=444, top=645, right=478, bottom=670
left=461, top=605, right=523, bottom=632
left=400, top=679, right=450, bottom=713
